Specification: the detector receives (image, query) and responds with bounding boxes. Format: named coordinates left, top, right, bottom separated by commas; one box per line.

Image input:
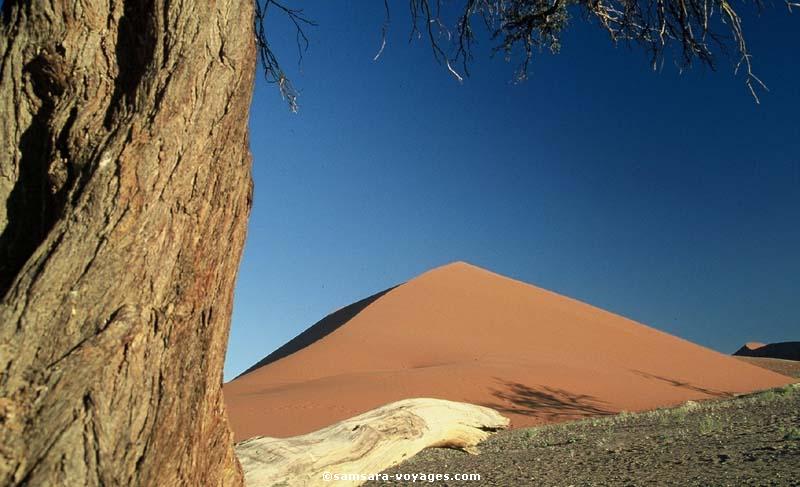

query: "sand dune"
left=733, top=341, right=800, bottom=361
left=224, top=262, right=792, bottom=441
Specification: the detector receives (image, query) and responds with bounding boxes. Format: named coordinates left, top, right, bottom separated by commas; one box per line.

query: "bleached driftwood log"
left=235, top=398, right=510, bottom=487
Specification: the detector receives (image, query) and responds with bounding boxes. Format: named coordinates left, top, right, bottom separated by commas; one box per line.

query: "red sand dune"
left=224, top=262, right=793, bottom=441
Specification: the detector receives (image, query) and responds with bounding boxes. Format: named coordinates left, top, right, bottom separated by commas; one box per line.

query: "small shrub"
left=698, top=414, right=723, bottom=435
left=680, top=400, right=700, bottom=411
left=776, top=383, right=799, bottom=396
left=783, top=427, right=800, bottom=441
left=753, top=384, right=798, bottom=404
left=522, top=429, right=538, bottom=441
left=759, top=390, right=779, bottom=402
left=566, top=433, right=586, bottom=444
left=613, top=410, right=632, bottom=424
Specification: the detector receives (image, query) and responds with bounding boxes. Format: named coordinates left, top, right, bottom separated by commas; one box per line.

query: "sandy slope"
left=735, top=356, right=800, bottom=378
left=224, top=262, right=792, bottom=441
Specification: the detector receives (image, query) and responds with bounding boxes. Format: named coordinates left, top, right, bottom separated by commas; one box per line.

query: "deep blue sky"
left=224, top=2, right=799, bottom=380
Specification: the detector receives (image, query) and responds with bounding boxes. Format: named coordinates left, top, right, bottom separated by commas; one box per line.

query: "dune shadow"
left=484, top=380, right=613, bottom=420
left=630, top=370, right=733, bottom=398
left=234, top=285, right=399, bottom=379
left=734, top=342, right=800, bottom=361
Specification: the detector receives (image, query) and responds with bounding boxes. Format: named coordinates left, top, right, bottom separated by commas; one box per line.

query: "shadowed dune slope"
left=233, top=286, right=398, bottom=379
left=733, top=342, right=800, bottom=361
left=224, top=262, right=793, bottom=440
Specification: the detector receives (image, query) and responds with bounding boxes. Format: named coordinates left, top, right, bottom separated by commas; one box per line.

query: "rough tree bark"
left=0, top=1, right=254, bottom=485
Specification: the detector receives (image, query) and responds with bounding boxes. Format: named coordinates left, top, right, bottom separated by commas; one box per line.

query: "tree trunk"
left=0, top=1, right=254, bottom=485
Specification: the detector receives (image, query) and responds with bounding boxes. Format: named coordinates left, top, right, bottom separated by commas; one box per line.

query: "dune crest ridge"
left=224, top=261, right=792, bottom=441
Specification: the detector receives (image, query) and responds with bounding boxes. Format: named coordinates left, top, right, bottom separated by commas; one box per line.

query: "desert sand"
left=224, top=262, right=793, bottom=441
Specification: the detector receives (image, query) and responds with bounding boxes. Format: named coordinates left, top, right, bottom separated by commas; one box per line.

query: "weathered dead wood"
left=235, top=398, right=510, bottom=487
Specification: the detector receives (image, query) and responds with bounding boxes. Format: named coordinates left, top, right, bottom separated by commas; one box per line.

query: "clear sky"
left=224, top=2, right=799, bottom=381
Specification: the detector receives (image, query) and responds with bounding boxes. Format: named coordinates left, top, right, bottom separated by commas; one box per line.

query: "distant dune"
left=224, top=262, right=792, bottom=441
left=733, top=341, right=800, bottom=361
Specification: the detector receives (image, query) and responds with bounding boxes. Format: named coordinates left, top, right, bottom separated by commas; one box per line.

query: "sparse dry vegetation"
left=784, top=427, right=800, bottom=441
left=368, top=383, right=800, bottom=486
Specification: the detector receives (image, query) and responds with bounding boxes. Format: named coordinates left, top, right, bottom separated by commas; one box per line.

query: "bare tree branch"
left=254, top=0, right=316, bottom=112
left=256, top=0, right=792, bottom=109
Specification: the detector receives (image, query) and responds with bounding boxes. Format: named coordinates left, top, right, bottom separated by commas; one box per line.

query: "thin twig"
left=254, top=0, right=316, bottom=112
left=374, top=0, right=391, bottom=61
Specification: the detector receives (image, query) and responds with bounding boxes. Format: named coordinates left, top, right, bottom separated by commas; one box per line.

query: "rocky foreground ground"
left=366, top=382, right=800, bottom=486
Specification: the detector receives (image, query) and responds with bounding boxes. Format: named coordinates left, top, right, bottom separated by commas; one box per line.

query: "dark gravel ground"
left=366, top=383, right=800, bottom=487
